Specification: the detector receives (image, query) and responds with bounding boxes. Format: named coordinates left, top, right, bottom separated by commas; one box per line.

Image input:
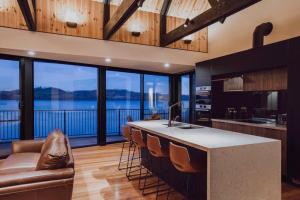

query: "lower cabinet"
left=212, top=120, right=287, bottom=176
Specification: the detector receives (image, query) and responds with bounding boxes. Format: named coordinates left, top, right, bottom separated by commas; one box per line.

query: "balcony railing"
left=1, top=109, right=188, bottom=142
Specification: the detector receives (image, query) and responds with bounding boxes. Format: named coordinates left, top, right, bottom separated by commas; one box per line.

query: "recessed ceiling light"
left=27, top=51, right=36, bottom=56
left=164, top=63, right=170, bottom=68
left=105, top=58, right=112, bottom=63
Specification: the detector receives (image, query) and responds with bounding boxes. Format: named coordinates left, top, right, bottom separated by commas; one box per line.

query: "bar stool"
left=168, top=142, right=202, bottom=199
left=118, top=125, right=133, bottom=170
left=127, top=129, right=148, bottom=186
left=143, top=134, right=169, bottom=199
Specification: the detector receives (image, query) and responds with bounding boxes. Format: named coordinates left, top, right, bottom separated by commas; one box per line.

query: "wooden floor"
left=72, top=143, right=300, bottom=200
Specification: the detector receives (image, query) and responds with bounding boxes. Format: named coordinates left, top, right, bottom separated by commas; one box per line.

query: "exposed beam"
left=160, top=0, right=172, bottom=47
left=160, top=0, right=262, bottom=47
left=208, top=0, right=226, bottom=23
left=103, top=0, right=110, bottom=30
left=103, top=0, right=145, bottom=40
left=17, top=0, right=36, bottom=31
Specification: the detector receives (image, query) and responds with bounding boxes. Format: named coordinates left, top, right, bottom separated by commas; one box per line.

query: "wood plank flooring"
left=72, top=143, right=300, bottom=200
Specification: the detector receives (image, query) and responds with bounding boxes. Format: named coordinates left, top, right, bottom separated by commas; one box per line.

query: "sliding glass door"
left=106, top=70, right=140, bottom=142
left=34, top=61, right=98, bottom=147
left=0, top=59, right=20, bottom=156
left=181, top=75, right=190, bottom=123
left=144, top=75, right=169, bottom=120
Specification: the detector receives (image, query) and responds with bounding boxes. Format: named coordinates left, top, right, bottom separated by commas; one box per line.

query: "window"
left=181, top=75, right=190, bottom=122
left=34, top=62, right=98, bottom=147
left=144, top=75, right=169, bottom=119
left=106, top=71, right=140, bottom=142
left=0, top=59, right=20, bottom=156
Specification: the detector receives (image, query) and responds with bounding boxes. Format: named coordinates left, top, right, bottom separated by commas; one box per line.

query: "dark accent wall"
left=196, top=36, right=300, bottom=185
left=287, top=37, right=300, bottom=185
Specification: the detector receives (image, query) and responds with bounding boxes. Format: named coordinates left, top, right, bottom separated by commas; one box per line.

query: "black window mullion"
left=20, top=58, right=34, bottom=140
left=140, top=74, right=144, bottom=120
left=98, top=67, right=106, bottom=145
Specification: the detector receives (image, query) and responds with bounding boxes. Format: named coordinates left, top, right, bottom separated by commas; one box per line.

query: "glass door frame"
left=178, top=71, right=195, bottom=123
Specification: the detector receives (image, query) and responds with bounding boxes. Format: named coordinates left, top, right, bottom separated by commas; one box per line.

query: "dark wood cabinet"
left=243, top=67, right=288, bottom=91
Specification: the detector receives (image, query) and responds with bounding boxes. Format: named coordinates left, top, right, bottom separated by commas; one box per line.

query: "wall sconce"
left=131, top=31, right=141, bottom=37
left=127, top=19, right=146, bottom=36
left=182, top=35, right=193, bottom=44
left=183, top=39, right=192, bottom=44
left=57, top=7, right=86, bottom=26
left=66, top=21, right=78, bottom=28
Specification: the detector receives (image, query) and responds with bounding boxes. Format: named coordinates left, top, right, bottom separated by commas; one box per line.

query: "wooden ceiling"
left=93, top=0, right=211, bottom=19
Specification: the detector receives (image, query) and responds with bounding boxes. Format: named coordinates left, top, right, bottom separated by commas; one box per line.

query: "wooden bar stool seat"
left=169, top=142, right=203, bottom=199
left=142, top=134, right=170, bottom=199
left=147, top=134, right=168, bottom=158
left=169, top=142, right=201, bottom=173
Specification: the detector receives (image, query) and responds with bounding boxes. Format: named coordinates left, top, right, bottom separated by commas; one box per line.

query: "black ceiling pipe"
left=253, top=22, right=273, bottom=48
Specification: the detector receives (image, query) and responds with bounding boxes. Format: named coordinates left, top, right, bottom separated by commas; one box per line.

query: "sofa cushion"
left=0, top=153, right=40, bottom=174
left=36, top=130, right=69, bottom=170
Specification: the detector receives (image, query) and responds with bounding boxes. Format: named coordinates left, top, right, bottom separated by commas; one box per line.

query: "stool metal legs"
left=118, top=140, right=132, bottom=170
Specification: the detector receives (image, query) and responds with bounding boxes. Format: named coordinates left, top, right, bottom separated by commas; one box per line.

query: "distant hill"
left=0, top=89, right=20, bottom=100
left=0, top=87, right=170, bottom=101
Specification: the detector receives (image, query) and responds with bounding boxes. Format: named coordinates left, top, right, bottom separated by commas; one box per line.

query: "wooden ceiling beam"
left=103, top=0, right=145, bottom=40
left=17, top=0, right=36, bottom=31
left=160, top=0, right=262, bottom=47
left=208, top=0, right=226, bottom=23
left=160, top=0, right=172, bottom=47
left=103, top=0, right=110, bottom=27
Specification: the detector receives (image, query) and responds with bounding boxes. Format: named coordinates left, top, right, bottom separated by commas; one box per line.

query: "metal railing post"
left=118, top=109, right=121, bottom=135
left=63, top=110, right=67, bottom=135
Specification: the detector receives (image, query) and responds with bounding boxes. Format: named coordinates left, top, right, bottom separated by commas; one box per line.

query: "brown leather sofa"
left=0, top=130, right=75, bottom=200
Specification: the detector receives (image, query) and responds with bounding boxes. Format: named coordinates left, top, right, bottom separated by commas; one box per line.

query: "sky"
left=0, top=60, right=188, bottom=95
left=181, top=75, right=190, bottom=96
left=106, top=70, right=140, bottom=92
left=0, top=59, right=19, bottom=91
left=34, top=62, right=98, bottom=91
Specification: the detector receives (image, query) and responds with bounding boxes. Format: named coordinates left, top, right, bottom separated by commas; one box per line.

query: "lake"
left=0, top=100, right=189, bottom=141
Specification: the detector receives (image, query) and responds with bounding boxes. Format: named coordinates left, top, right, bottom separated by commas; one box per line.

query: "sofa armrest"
left=12, top=140, right=45, bottom=153
left=0, top=168, right=74, bottom=188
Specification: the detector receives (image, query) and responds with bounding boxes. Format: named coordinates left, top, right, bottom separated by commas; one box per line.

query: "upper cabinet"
left=223, top=67, right=288, bottom=92
left=243, top=67, right=288, bottom=91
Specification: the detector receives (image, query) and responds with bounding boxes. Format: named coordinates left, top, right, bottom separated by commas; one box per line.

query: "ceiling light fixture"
left=137, top=0, right=145, bottom=7
left=164, top=63, right=170, bottom=68
left=27, top=51, right=36, bottom=56
left=105, top=58, right=112, bottom=63
left=183, top=18, right=191, bottom=28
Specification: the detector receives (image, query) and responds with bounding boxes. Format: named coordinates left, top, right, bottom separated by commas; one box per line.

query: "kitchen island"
left=128, top=120, right=281, bottom=200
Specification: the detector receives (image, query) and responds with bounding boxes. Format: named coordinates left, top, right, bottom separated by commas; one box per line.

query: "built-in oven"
left=195, top=86, right=212, bottom=126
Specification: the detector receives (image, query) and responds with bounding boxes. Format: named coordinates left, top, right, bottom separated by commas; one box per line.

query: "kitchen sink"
left=177, top=125, right=204, bottom=129
left=162, top=122, right=185, bottom=127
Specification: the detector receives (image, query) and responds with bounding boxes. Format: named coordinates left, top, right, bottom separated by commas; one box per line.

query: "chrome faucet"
left=168, top=101, right=183, bottom=127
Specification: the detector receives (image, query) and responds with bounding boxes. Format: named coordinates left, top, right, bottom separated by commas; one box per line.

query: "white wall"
left=207, top=0, right=300, bottom=59
left=0, top=28, right=208, bottom=74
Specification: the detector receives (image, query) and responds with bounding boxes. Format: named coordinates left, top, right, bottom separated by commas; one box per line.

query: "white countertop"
left=128, top=120, right=278, bottom=151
